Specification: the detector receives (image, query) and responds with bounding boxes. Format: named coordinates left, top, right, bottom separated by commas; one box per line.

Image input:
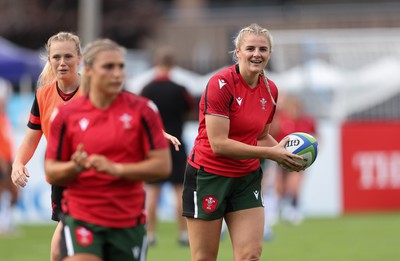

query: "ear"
left=235, top=48, right=240, bottom=58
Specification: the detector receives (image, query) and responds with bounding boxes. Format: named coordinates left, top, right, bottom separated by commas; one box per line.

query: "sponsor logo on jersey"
left=202, top=195, right=218, bottom=213
left=253, top=190, right=260, bottom=199
left=218, top=79, right=226, bottom=89
left=79, top=118, right=89, bottom=131
left=236, top=97, right=243, bottom=106
left=132, top=246, right=140, bottom=259
left=75, top=226, right=93, bottom=247
left=120, top=113, right=132, bottom=129
left=260, top=98, right=267, bottom=110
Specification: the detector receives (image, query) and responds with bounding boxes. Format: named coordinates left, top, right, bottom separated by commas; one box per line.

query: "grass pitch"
left=1, top=212, right=399, bottom=260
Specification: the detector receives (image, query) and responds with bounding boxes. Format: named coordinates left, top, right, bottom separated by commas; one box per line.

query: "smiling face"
left=235, top=33, right=271, bottom=77
left=48, top=40, right=82, bottom=82
left=85, top=49, right=125, bottom=97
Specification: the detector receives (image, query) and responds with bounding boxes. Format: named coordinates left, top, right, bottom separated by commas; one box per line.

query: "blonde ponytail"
left=37, top=60, right=54, bottom=88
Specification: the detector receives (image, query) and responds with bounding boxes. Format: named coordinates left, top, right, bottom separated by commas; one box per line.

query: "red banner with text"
left=342, top=121, right=400, bottom=212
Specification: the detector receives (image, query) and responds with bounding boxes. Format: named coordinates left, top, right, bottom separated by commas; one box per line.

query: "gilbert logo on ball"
left=283, top=132, right=318, bottom=169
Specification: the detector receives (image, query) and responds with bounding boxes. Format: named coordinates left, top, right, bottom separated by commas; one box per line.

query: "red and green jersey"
left=28, top=82, right=81, bottom=140
left=46, top=91, right=168, bottom=228
left=188, top=64, right=278, bottom=177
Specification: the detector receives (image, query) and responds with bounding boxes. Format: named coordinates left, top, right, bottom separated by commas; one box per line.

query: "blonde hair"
left=231, top=23, right=273, bottom=63
left=37, top=32, right=81, bottom=87
left=81, top=38, right=126, bottom=93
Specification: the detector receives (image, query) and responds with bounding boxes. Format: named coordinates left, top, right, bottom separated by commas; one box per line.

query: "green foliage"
left=1, top=212, right=399, bottom=261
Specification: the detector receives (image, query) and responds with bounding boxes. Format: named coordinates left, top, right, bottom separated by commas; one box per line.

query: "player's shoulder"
left=212, top=65, right=236, bottom=79
left=121, top=90, right=148, bottom=104
left=209, top=65, right=238, bottom=87
left=265, top=76, right=277, bottom=90
left=120, top=90, right=157, bottom=111
left=36, top=82, right=57, bottom=98
left=122, top=91, right=161, bottom=117
left=171, top=81, right=189, bottom=92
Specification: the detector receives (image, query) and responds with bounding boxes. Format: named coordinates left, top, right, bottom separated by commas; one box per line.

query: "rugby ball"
left=283, top=132, right=318, bottom=169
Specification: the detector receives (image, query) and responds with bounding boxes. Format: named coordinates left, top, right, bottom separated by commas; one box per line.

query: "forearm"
left=113, top=159, right=170, bottom=181
left=12, top=145, right=36, bottom=168
left=257, top=134, right=278, bottom=147
left=112, top=150, right=172, bottom=181
left=45, top=160, right=81, bottom=186
left=211, top=138, right=276, bottom=160
left=12, top=129, right=42, bottom=168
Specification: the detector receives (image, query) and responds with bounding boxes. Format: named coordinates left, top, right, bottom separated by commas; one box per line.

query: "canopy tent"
left=0, top=37, right=42, bottom=85
left=126, top=66, right=220, bottom=96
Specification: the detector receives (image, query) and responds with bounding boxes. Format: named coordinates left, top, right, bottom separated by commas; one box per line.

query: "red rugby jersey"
left=46, top=91, right=168, bottom=228
left=188, top=65, right=278, bottom=177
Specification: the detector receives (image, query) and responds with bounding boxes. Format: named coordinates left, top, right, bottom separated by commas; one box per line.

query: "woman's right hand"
left=11, top=163, right=30, bottom=188
left=71, top=143, right=89, bottom=172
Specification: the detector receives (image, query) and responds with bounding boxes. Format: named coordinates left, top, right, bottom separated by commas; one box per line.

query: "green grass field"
left=1, top=212, right=399, bottom=260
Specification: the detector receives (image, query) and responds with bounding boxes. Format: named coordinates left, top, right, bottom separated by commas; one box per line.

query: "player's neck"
left=89, top=90, right=118, bottom=110
left=155, top=66, right=172, bottom=78
left=57, top=76, right=80, bottom=94
left=241, top=73, right=259, bottom=88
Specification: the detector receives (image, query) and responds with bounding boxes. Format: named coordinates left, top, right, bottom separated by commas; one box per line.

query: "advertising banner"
left=342, top=121, right=400, bottom=212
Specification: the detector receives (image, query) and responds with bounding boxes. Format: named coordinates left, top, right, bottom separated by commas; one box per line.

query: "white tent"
left=126, top=66, right=224, bottom=96
left=267, top=59, right=346, bottom=92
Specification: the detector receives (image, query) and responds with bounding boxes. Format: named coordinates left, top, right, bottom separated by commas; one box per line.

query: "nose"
left=253, top=49, right=261, bottom=57
left=59, top=57, right=67, bottom=65
left=113, top=67, right=125, bottom=79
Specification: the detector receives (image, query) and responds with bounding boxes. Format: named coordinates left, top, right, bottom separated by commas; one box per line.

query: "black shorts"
left=51, top=185, right=66, bottom=221
left=0, top=167, right=6, bottom=182
left=147, top=146, right=187, bottom=185
left=0, top=160, right=11, bottom=182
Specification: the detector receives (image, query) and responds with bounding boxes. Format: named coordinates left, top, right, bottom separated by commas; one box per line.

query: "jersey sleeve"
left=45, top=107, right=71, bottom=161
left=140, top=100, right=169, bottom=152
left=203, top=74, right=234, bottom=118
left=27, top=91, right=42, bottom=131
